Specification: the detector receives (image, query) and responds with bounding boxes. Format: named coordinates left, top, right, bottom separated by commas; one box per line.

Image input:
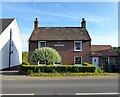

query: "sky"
left=1, top=2, right=118, bottom=51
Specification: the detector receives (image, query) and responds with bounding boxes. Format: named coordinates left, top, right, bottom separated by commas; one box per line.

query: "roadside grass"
left=29, top=72, right=118, bottom=77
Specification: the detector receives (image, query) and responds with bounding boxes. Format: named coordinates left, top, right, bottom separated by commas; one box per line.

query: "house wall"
left=110, top=57, right=118, bottom=65
left=28, top=41, right=38, bottom=64
left=29, top=40, right=91, bottom=65
left=0, top=19, right=22, bottom=69
left=0, top=49, right=2, bottom=69
left=98, top=56, right=117, bottom=67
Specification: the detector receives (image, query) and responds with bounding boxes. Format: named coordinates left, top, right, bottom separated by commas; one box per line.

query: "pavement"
left=0, top=70, right=118, bottom=80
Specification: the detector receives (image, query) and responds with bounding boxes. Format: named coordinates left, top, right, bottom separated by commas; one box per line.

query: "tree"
left=22, top=51, right=28, bottom=62
left=31, top=47, right=61, bottom=65
left=113, top=46, right=120, bottom=52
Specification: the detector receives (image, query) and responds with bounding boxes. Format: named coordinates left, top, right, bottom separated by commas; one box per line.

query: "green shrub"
left=95, top=68, right=103, bottom=73
left=27, top=70, right=33, bottom=75
left=20, top=65, right=96, bottom=74
left=31, top=47, right=61, bottom=65
left=82, top=62, right=94, bottom=66
left=22, top=51, right=28, bottom=62
left=22, top=61, right=29, bottom=65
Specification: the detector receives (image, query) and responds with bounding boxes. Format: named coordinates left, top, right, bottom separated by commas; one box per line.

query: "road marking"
left=0, top=94, right=34, bottom=95
left=76, top=93, right=119, bottom=95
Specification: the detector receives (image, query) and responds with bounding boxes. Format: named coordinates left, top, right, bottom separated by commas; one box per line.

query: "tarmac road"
left=1, top=71, right=118, bottom=95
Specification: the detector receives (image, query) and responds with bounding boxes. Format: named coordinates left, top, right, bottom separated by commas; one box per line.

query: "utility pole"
left=8, top=29, right=12, bottom=70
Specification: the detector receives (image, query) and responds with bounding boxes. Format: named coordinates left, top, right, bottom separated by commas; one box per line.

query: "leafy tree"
left=113, top=46, right=120, bottom=52
left=22, top=51, right=28, bottom=62
left=31, top=47, right=61, bottom=65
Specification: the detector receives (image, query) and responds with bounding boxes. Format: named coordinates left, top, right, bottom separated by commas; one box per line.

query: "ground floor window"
left=102, top=57, right=110, bottom=65
left=38, top=60, right=62, bottom=66
left=74, top=56, right=82, bottom=65
left=38, top=61, right=46, bottom=66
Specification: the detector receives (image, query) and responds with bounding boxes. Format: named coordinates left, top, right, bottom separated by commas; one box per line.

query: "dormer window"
left=74, top=41, right=82, bottom=51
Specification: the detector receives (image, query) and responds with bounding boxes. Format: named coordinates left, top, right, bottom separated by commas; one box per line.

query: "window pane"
left=38, top=60, right=45, bottom=64
left=74, top=41, right=82, bottom=50
left=39, top=42, right=46, bottom=48
left=102, top=57, right=108, bottom=64
left=75, top=57, right=81, bottom=64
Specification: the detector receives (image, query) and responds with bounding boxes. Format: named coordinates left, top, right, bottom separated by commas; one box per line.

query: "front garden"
left=19, top=62, right=118, bottom=77
left=20, top=47, right=118, bottom=77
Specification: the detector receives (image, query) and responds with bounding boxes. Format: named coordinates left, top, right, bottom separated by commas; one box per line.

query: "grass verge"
left=29, top=72, right=118, bottom=77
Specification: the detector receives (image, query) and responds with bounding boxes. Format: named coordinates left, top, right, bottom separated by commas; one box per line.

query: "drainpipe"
left=8, top=29, right=12, bottom=70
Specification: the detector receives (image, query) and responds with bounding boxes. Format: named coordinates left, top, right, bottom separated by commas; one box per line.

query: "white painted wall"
left=0, top=52, right=1, bottom=69
left=0, top=19, right=22, bottom=69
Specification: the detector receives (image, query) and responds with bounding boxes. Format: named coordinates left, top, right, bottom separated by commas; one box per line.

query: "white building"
left=0, top=18, right=22, bottom=70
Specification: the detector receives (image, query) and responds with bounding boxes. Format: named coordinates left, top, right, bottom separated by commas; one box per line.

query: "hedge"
left=20, top=65, right=96, bottom=74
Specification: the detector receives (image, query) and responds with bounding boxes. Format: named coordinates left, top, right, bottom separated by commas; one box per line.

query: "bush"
left=22, top=61, right=29, bottom=65
left=95, top=68, right=103, bottom=73
left=82, top=62, right=94, bottom=66
left=31, top=47, right=61, bottom=65
left=22, top=51, right=28, bottom=62
left=20, top=65, right=96, bottom=74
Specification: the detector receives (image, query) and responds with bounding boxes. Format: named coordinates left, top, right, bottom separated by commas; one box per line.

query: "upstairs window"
left=74, top=41, right=82, bottom=51
left=38, top=41, right=46, bottom=48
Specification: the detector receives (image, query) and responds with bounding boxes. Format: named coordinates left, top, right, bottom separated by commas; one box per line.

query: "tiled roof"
left=0, top=18, right=14, bottom=35
left=29, top=27, right=91, bottom=41
left=91, top=45, right=112, bottom=52
left=91, top=45, right=118, bottom=57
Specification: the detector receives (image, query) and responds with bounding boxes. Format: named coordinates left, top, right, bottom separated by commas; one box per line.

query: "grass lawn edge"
left=28, top=73, right=118, bottom=77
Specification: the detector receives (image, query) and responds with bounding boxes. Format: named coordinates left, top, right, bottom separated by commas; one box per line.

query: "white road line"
left=0, top=94, right=34, bottom=95
left=76, top=93, right=119, bottom=95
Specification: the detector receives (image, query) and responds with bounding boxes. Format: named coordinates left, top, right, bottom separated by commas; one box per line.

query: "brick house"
left=91, top=45, right=118, bottom=67
left=28, top=18, right=118, bottom=66
left=29, top=18, right=91, bottom=65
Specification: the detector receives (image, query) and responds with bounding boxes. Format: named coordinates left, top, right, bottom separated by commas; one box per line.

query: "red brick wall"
left=98, top=56, right=118, bottom=67
left=28, top=41, right=38, bottom=64
left=29, top=40, right=91, bottom=65
left=110, top=57, right=117, bottom=65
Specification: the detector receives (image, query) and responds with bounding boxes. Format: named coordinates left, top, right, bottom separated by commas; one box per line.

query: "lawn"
left=29, top=72, right=118, bottom=77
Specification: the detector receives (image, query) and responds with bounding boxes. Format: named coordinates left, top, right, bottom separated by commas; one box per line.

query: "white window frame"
left=74, top=41, right=82, bottom=51
left=74, top=56, right=82, bottom=66
left=38, top=61, right=46, bottom=66
left=38, top=41, right=46, bottom=48
left=102, top=57, right=110, bottom=64
left=54, top=60, right=62, bottom=66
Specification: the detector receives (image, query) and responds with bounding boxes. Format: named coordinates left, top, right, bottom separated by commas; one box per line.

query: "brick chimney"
left=34, top=18, right=38, bottom=29
left=81, top=18, right=86, bottom=28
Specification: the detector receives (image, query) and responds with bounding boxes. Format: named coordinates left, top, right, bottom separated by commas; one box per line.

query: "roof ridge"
left=92, top=45, right=112, bottom=46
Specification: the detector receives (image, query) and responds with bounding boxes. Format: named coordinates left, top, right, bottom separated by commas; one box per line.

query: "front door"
left=92, top=57, right=99, bottom=67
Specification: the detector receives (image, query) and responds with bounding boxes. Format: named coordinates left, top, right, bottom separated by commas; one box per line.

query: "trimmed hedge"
left=20, top=65, right=96, bottom=74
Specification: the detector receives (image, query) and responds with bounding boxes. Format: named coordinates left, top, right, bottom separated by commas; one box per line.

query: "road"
left=1, top=74, right=118, bottom=95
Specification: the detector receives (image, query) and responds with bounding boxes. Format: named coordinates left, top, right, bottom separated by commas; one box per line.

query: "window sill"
left=74, top=64, right=82, bottom=66
left=74, top=50, right=82, bottom=52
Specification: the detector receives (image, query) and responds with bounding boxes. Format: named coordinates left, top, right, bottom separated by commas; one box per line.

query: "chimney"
left=81, top=18, right=86, bottom=28
left=34, top=18, right=38, bottom=29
